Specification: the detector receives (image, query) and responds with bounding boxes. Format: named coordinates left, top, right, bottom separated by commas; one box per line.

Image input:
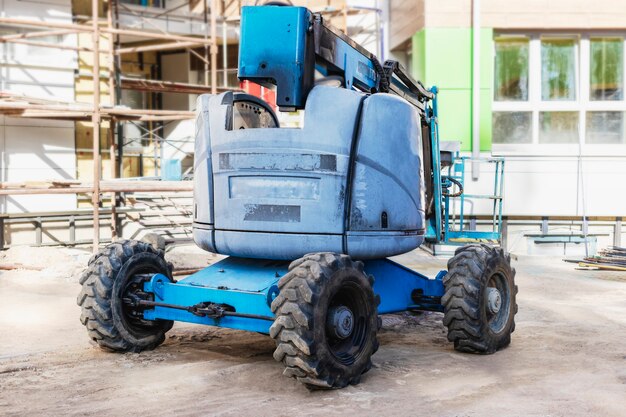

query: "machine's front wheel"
left=77, top=240, right=174, bottom=352
left=270, top=253, right=380, bottom=389
left=442, top=244, right=518, bottom=354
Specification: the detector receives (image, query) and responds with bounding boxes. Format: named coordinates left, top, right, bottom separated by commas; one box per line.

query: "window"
left=493, top=112, right=532, bottom=144
left=586, top=112, right=625, bottom=144
left=590, top=38, right=623, bottom=100
left=541, top=39, right=577, bottom=101
left=120, top=88, right=148, bottom=151
left=494, top=38, right=529, bottom=101
left=492, top=33, right=626, bottom=150
left=539, top=112, right=579, bottom=143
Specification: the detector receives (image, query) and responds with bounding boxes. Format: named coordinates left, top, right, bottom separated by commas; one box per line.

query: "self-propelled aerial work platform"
left=78, top=5, right=517, bottom=390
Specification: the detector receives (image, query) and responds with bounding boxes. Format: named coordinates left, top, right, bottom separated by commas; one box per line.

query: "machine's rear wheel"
left=77, top=240, right=174, bottom=352
left=270, top=253, right=380, bottom=389
left=442, top=244, right=518, bottom=354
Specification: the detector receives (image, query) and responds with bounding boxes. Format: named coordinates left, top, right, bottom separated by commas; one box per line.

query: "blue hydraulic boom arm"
left=237, top=5, right=434, bottom=113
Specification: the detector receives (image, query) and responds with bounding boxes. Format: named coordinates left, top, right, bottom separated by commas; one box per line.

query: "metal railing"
left=443, top=155, right=505, bottom=243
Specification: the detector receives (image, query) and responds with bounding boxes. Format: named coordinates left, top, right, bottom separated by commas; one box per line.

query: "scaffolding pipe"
left=92, top=0, right=101, bottom=252
left=0, top=28, right=80, bottom=40
left=210, top=0, right=218, bottom=94
left=0, top=182, right=193, bottom=195
left=107, top=0, right=118, bottom=240
left=104, top=27, right=213, bottom=45
left=222, top=19, right=228, bottom=87
left=0, top=17, right=92, bottom=31
left=471, top=0, right=481, bottom=180
left=203, top=0, right=209, bottom=87
left=116, top=41, right=204, bottom=54
left=113, top=0, right=124, bottom=179
left=0, top=38, right=91, bottom=51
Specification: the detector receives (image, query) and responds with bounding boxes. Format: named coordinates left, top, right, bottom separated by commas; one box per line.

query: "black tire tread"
left=442, top=244, right=518, bottom=354
left=270, top=252, right=379, bottom=389
left=77, top=239, right=170, bottom=353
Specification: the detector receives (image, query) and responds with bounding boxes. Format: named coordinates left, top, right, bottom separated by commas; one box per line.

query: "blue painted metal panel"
left=143, top=281, right=273, bottom=334
left=365, top=259, right=445, bottom=314
left=177, top=257, right=287, bottom=291
left=143, top=257, right=285, bottom=334
left=313, top=32, right=378, bottom=93
left=238, top=6, right=379, bottom=110
left=142, top=256, right=446, bottom=334
left=238, top=6, right=313, bottom=109
left=447, top=230, right=501, bottom=240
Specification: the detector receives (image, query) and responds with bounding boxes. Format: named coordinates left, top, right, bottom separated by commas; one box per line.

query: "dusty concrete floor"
left=1, top=245, right=625, bottom=417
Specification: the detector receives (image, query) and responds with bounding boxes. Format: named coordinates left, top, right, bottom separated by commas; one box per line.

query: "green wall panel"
left=435, top=89, right=471, bottom=150
left=480, top=89, right=492, bottom=151
left=426, top=29, right=472, bottom=88
left=411, top=27, right=494, bottom=152
left=412, top=30, right=426, bottom=82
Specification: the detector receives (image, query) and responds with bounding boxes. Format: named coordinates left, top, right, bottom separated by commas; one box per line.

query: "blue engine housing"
left=192, top=86, right=426, bottom=260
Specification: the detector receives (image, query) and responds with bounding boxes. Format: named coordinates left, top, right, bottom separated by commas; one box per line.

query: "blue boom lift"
left=78, top=5, right=518, bottom=390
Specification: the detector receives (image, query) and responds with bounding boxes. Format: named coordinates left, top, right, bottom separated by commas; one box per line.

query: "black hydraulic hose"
left=442, top=176, right=464, bottom=198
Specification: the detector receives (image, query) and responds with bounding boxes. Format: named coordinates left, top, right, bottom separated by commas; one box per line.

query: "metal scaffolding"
left=0, top=0, right=223, bottom=250
left=0, top=0, right=381, bottom=251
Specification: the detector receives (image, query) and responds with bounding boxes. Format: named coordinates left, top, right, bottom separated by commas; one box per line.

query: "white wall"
left=0, top=0, right=77, bottom=213
left=503, top=157, right=626, bottom=217
left=454, top=153, right=626, bottom=218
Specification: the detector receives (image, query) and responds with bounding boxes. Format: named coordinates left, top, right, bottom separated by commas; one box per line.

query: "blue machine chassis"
left=140, top=5, right=452, bottom=335
left=143, top=257, right=446, bottom=334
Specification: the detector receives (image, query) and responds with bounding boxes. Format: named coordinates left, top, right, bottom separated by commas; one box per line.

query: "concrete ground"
left=0, top=244, right=625, bottom=417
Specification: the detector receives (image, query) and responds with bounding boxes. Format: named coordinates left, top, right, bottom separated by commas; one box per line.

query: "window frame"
left=492, top=31, right=626, bottom=156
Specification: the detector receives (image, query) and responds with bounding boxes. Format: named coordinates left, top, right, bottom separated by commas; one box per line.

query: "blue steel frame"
left=143, top=257, right=445, bottom=334
left=238, top=6, right=379, bottom=110
left=424, top=88, right=505, bottom=244
left=425, top=87, right=444, bottom=242
left=443, top=156, right=505, bottom=242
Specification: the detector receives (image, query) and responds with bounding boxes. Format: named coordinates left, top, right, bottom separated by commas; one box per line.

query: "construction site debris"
left=567, top=246, right=626, bottom=271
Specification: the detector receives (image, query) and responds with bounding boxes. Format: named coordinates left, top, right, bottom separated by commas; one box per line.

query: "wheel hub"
left=487, top=287, right=502, bottom=314
left=327, top=305, right=354, bottom=339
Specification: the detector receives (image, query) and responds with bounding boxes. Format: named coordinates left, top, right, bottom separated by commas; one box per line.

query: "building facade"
left=389, top=0, right=626, bottom=253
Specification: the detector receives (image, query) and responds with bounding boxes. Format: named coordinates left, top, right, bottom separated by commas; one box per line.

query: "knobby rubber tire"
left=442, top=243, right=518, bottom=354
left=77, top=239, right=174, bottom=352
left=270, top=252, right=380, bottom=390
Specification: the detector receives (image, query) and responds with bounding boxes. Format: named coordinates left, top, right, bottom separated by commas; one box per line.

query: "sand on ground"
left=1, top=244, right=625, bottom=417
